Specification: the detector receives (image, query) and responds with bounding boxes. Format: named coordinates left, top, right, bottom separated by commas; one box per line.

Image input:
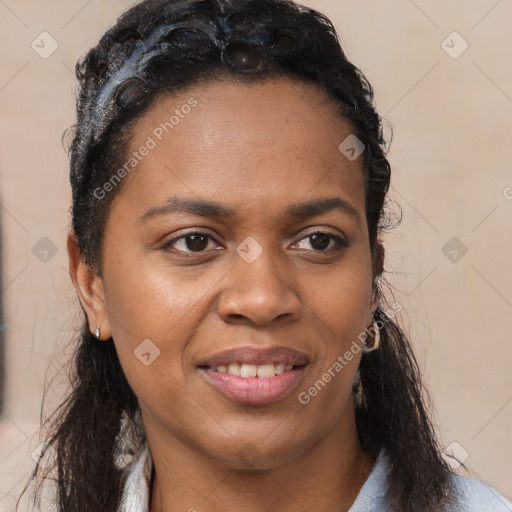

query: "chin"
left=202, top=433, right=309, bottom=472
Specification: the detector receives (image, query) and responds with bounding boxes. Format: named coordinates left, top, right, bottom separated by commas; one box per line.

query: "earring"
left=93, top=325, right=101, bottom=340
left=352, top=369, right=363, bottom=406
left=363, top=320, right=380, bottom=352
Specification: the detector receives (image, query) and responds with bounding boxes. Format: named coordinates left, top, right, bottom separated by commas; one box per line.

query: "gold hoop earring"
left=363, top=320, right=380, bottom=352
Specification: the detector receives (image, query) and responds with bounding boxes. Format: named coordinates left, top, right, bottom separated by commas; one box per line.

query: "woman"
left=25, top=0, right=511, bottom=511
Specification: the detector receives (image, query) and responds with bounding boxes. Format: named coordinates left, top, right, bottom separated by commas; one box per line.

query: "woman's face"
left=92, top=79, right=378, bottom=469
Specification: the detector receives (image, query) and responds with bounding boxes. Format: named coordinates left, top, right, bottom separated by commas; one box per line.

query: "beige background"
left=1, top=0, right=511, bottom=509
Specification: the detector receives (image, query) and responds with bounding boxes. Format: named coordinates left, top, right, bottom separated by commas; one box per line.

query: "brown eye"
left=294, top=231, right=348, bottom=252
left=309, top=233, right=331, bottom=250
left=183, top=233, right=209, bottom=251
left=164, top=233, right=214, bottom=253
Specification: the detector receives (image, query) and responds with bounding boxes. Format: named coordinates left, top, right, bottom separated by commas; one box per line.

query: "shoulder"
left=349, top=449, right=512, bottom=512
left=449, top=473, right=512, bottom=512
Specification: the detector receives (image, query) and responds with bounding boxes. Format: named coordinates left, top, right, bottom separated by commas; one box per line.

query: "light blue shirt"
left=349, top=449, right=512, bottom=512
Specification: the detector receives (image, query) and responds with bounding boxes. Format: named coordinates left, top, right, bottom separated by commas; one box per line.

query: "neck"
left=147, top=399, right=375, bottom=512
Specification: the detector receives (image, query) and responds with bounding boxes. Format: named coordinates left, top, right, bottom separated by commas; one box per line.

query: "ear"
left=67, top=231, right=112, bottom=340
left=370, top=240, right=385, bottom=314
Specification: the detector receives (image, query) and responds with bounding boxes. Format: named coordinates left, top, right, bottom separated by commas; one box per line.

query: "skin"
left=68, top=78, right=384, bottom=512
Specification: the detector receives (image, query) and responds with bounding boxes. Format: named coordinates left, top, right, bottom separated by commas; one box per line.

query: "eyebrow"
left=138, top=195, right=361, bottom=224
left=139, top=196, right=236, bottom=223
left=285, top=197, right=360, bottom=224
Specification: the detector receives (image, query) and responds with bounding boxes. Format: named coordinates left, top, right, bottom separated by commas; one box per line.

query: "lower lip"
left=200, top=367, right=307, bottom=405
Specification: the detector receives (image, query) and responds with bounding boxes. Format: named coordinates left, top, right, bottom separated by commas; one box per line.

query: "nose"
left=216, top=248, right=302, bottom=326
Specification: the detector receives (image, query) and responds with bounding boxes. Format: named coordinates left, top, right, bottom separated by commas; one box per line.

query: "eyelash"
left=162, top=232, right=219, bottom=254
left=161, top=229, right=349, bottom=255
left=292, top=229, right=349, bottom=253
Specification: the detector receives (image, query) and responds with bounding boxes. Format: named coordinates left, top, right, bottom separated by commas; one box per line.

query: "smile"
left=200, top=366, right=307, bottom=405
left=197, top=345, right=309, bottom=405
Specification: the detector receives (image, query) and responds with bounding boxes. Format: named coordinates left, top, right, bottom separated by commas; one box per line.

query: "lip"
left=197, top=345, right=310, bottom=368
left=200, top=366, right=308, bottom=405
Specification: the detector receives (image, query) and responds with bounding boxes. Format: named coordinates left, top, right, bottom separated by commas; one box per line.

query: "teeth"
left=240, top=364, right=257, bottom=377
left=214, top=362, right=296, bottom=378
left=275, top=363, right=285, bottom=375
left=227, top=363, right=241, bottom=375
left=256, top=364, right=275, bottom=378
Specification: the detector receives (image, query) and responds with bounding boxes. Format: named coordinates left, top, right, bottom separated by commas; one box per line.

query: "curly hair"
left=23, top=1, right=457, bottom=511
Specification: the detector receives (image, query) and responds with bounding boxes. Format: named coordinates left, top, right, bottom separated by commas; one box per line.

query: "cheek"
left=296, top=254, right=371, bottom=400
left=304, top=257, right=373, bottom=335
left=102, top=262, right=204, bottom=418
left=102, top=244, right=221, bottom=340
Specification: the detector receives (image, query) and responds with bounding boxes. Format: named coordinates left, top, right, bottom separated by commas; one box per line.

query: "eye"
left=293, top=231, right=348, bottom=252
left=163, top=232, right=220, bottom=253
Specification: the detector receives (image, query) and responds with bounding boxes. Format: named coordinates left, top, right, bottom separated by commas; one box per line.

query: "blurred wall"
left=1, top=0, right=511, bottom=509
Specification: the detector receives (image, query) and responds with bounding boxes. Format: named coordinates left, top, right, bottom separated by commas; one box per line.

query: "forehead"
left=115, top=79, right=366, bottom=217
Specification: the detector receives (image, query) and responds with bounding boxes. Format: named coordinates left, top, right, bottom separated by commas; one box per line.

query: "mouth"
left=197, top=346, right=309, bottom=405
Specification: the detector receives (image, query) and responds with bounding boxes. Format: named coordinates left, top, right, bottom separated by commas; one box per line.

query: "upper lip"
left=198, top=346, right=310, bottom=368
